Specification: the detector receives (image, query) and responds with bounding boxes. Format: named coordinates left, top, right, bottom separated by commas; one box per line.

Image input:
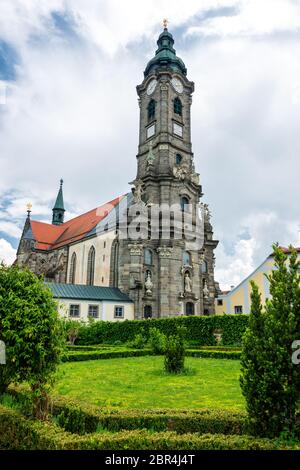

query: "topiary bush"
left=164, top=326, right=187, bottom=374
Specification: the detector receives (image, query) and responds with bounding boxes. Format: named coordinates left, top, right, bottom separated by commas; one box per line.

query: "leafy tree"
left=240, top=245, right=300, bottom=437
left=0, top=265, right=65, bottom=419
left=164, top=326, right=187, bottom=374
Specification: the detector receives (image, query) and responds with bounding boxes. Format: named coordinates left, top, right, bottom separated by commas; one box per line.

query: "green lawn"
left=54, top=356, right=244, bottom=410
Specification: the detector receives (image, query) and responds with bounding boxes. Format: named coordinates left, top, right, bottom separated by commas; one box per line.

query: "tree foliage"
left=0, top=265, right=65, bottom=418
left=240, top=245, right=300, bottom=437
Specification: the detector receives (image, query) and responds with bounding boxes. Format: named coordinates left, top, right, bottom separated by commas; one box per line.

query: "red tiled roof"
left=30, top=195, right=124, bottom=251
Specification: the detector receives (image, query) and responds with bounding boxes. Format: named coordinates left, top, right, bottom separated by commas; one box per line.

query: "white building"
left=46, top=283, right=134, bottom=322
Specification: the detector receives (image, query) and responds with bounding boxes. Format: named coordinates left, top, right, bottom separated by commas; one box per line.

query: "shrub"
left=0, top=265, right=65, bottom=419
left=240, top=245, right=300, bottom=437
left=127, top=332, right=147, bottom=349
left=61, top=319, right=83, bottom=345
left=148, top=328, right=167, bottom=354
left=164, top=326, right=187, bottom=374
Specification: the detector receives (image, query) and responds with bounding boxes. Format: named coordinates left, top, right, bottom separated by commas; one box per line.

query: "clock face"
left=146, top=79, right=157, bottom=95
left=171, top=77, right=183, bottom=94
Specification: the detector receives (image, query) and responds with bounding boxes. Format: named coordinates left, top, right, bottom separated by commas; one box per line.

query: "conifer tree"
left=240, top=244, right=300, bottom=437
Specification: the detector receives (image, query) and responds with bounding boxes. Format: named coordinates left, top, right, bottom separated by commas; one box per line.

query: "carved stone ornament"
left=157, top=246, right=173, bottom=258
left=128, top=243, right=143, bottom=256
left=190, top=172, right=200, bottom=185
left=145, top=271, right=153, bottom=295
left=173, top=165, right=189, bottom=181
left=146, top=141, right=155, bottom=168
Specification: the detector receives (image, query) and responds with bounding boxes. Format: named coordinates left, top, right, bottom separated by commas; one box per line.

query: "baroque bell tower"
left=115, top=23, right=219, bottom=319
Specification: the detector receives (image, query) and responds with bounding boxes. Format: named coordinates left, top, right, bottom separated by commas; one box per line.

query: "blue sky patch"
left=0, top=40, right=19, bottom=81
left=51, top=10, right=79, bottom=40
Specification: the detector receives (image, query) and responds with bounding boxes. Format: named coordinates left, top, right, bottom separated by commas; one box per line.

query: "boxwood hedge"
left=0, top=404, right=295, bottom=450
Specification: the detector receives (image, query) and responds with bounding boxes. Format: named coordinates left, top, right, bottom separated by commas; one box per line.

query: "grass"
left=54, top=356, right=244, bottom=410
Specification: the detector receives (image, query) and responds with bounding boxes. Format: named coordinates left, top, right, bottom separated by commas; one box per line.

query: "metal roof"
left=46, top=283, right=133, bottom=302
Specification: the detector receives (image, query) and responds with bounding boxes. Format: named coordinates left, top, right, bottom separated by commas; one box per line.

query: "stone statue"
left=184, top=272, right=192, bottom=293
left=132, top=180, right=144, bottom=204
left=204, top=204, right=211, bottom=221
left=145, top=271, right=153, bottom=295
left=203, top=279, right=209, bottom=299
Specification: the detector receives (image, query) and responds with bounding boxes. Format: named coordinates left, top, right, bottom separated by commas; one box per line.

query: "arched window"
left=201, top=261, right=208, bottom=274
left=86, top=246, right=95, bottom=286
left=174, top=97, right=182, bottom=116
left=185, top=302, right=194, bottom=316
left=180, top=196, right=190, bottom=212
left=148, top=99, right=156, bottom=121
left=176, top=153, right=182, bottom=165
left=69, top=253, right=76, bottom=284
left=144, top=305, right=152, bottom=319
left=144, top=248, right=153, bottom=266
left=183, top=251, right=191, bottom=266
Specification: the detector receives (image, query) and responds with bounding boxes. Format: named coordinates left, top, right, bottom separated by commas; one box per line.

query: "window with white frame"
left=88, top=305, right=99, bottom=318
left=69, top=304, right=80, bottom=318
left=114, top=306, right=124, bottom=318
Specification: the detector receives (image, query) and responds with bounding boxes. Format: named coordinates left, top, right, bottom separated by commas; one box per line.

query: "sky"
left=0, top=0, right=299, bottom=290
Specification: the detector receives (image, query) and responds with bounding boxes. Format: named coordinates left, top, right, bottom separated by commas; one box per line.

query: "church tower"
left=115, top=23, right=219, bottom=319
left=52, top=179, right=65, bottom=225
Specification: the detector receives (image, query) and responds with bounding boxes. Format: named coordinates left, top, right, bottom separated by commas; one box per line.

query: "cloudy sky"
left=0, top=0, right=299, bottom=289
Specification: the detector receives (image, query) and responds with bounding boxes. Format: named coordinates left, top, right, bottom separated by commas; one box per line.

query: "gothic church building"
left=16, top=26, right=219, bottom=318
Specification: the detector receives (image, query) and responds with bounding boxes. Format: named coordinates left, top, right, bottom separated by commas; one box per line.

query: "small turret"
left=52, top=179, right=65, bottom=225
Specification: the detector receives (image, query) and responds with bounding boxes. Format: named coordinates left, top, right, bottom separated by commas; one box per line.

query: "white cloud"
left=0, top=238, right=16, bottom=265
left=186, top=0, right=300, bottom=38
left=0, top=221, right=22, bottom=239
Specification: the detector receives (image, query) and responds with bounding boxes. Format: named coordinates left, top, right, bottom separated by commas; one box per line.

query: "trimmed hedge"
left=0, top=404, right=295, bottom=450
left=63, top=349, right=153, bottom=362
left=7, top=386, right=247, bottom=436
left=186, top=350, right=241, bottom=360
left=63, top=347, right=241, bottom=362
left=76, top=315, right=249, bottom=346
left=52, top=396, right=248, bottom=435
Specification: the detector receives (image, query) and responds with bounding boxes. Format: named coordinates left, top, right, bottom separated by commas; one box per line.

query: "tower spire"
left=52, top=179, right=65, bottom=225
left=143, top=23, right=187, bottom=78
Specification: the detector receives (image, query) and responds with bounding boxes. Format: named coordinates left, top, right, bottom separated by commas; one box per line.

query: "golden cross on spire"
left=163, top=18, right=168, bottom=29
left=26, top=202, right=32, bottom=215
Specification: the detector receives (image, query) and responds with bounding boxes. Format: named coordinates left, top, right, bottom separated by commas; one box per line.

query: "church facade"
left=16, top=26, right=219, bottom=319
